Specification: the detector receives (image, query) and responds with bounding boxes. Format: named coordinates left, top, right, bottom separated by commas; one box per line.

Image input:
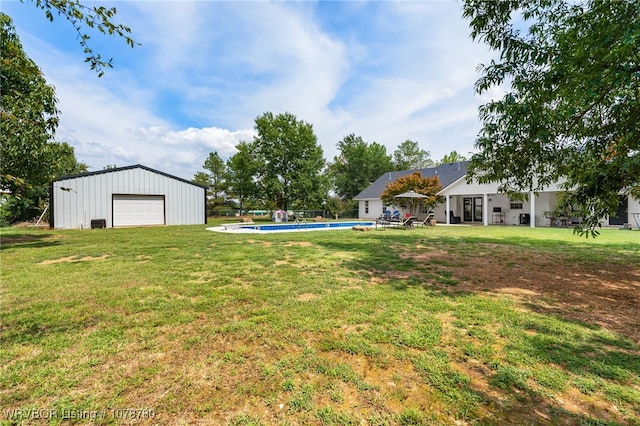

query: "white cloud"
left=7, top=0, right=499, bottom=179
left=162, top=127, right=254, bottom=153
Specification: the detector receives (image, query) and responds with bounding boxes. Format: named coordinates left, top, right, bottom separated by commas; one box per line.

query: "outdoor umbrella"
left=394, top=190, right=429, bottom=216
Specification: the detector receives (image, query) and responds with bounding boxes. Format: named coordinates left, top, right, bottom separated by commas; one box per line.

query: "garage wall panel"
left=52, top=165, right=206, bottom=229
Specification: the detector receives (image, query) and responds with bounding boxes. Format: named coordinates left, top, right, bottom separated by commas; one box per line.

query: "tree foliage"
left=437, top=150, right=468, bottom=165
left=323, top=196, right=357, bottom=220
left=198, top=151, right=228, bottom=207
left=226, top=141, right=258, bottom=212
left=47, top=141, right=88, bottom=178
left=26, top=0, right=137, bottom=76
left=380, top=172, right=443, bottom=214
left=1, top=15, right=87, bottom=224
left=328, top=134, right=394, bottom=200
left=393, top=139, right=433, bottom=170
left=463, top=0, right=640, bottom=236
left=1, top=13, right=59, bottom=192
left=251, top=112, right=326, bottom=210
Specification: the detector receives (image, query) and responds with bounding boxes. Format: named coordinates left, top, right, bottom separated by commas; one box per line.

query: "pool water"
left=242, top=221, right=375, bottom=232
left=208, top=221, right=376, bottom=233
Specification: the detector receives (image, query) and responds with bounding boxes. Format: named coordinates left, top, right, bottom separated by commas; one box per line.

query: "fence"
left=207, top=209, right=359, bottom=220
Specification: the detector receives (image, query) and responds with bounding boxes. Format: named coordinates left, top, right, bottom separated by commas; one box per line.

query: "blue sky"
left=4, top=1, right=502, bottom=180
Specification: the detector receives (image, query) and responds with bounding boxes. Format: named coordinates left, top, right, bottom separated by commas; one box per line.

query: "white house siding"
left=358, top=199, right=385, bottom=219
left=629, top=197, right=640, bottom=228
left=438, top=177, right=575, bottom=226
left=51, top=165, right=206, bottom=229
left=358, top=161, right=640, bottom=228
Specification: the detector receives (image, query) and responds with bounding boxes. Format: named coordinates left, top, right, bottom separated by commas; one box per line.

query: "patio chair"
left=376, top=212, right=391, bottom=229
left=386, top=210, right=402, bottom=226
left=417, top=212, right=435, bottom=227
left=400, top=215, right=416, bottom=229
left=379, top=211, right=391, bottom=221
left=449, top=211, right=461, bottom=224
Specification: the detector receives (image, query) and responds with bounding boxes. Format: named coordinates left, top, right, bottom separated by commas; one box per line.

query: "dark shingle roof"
left=354, top=161, right=469, bottom=200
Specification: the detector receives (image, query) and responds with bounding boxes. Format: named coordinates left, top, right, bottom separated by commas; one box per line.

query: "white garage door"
left=113, top=195, right=165, bottom=227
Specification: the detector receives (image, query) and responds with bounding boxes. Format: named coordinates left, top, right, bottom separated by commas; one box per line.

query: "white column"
left=446, top=195, right=450, bottom=224
left=483, top=193, right=489, bottom=226
left=530, top=191, right=536, bottom=228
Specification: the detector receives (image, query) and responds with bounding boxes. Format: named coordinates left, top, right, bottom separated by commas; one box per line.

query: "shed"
left=50, top=164, right=207, bottom=229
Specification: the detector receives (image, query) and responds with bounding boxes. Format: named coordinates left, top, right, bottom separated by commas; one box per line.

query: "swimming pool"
left=207, top=221, right=375, bottom=233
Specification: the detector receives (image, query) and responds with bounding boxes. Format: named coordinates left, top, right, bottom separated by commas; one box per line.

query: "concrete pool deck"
left=207, top=221, right=376, bottom=234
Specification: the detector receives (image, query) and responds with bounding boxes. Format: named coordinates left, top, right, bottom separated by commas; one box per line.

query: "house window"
left=365, top=201, right=369, bottom=214
left=510, top=200, right=523, bottom=210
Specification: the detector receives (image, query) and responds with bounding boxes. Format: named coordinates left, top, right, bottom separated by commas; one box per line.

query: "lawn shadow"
left=1, top=232, right=62, bottom=250
left=314, top=232, right=640, bottom=424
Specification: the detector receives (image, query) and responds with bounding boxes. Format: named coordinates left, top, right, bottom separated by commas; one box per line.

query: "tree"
left=47, top=141, right=88, bottom=178
left=393, top=140, right=433, bottom=170
left=0, top=16, right=87, bottom=224
left=380, top=172, right=443, bottom=215
left=198, top=151, right=228, bottom=208
left=463, top=0, right=640, bottom=236
left=1, top=13, right=58, bottom=192
left=324, top=196, right=356, bottom=220
left=437, top=150, right=468, bottom=165
left=226, top=142, right=258, bottom=213
left=192, top=172, right=209, bottom=187
left=0, top=142, right=85, bottom=225
left=26, top=0, right=137, bottom=76
left=328, top=134, right=394, bottom=200
left=252, top=112, right=326, bottom=210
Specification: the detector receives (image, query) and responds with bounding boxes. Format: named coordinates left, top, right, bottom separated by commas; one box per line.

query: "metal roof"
left=53, top=164, right=209, bottom=189
left=354, top=161, right=469, bottom=200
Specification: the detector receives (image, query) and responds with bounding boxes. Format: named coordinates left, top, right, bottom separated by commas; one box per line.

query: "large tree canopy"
left=1, top=14, right=86, bottom=223
left=380, top=172, right=443, bottom=215
left=393, top=139, right=433, bottom=171
left=200, top=151, right=228, bottom=207
left=251, top=112, right=326, bottom=211
left=437, top=150, right=468, bottom=166
left=226, top=141, right=259, bottom=212
left=328, top=134, right=394, bottom=200
left=1, top=13, right=59, bottom=192
left=463, top=0, right=640, bottom=235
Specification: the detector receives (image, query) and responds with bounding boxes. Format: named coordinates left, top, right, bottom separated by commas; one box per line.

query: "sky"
left=3, top=0, right=503, bottom=180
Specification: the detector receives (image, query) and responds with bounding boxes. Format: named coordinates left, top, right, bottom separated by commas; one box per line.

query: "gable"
left=54, top=164, right=208, bottom=189
left=439, top=175, right=570, bottom=196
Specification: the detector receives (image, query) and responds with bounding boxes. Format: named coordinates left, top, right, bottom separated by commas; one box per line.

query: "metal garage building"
left=50, top=164, right=207, bottom=229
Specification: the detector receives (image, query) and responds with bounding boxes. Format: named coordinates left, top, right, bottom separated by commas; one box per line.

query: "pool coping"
left=206, top=221, right=375, bottom=234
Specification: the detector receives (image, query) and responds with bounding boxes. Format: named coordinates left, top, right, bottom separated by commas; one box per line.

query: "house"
left=355, top=162, right=640, bottom=228
left=50, top=164, right=207, bottom=229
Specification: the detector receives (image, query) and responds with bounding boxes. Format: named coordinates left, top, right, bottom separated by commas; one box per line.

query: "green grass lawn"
left=1, top=222, right=639, bottom=425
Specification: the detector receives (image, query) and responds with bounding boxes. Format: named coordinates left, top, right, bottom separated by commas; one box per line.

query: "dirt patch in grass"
left=296, top=293, right=319, bottom=302
left=244, top=239, right=273, bottom=247
left=283, top=241, right=314, bottom=247
left=407, top=247, right=640, bottom=343
left=38, top=254, right=110, bottom=265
